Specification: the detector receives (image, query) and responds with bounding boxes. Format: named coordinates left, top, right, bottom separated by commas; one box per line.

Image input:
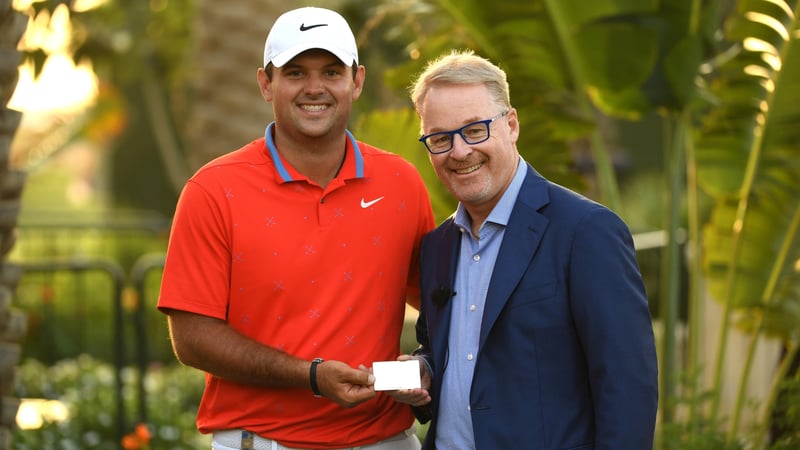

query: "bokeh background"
left=1, top=0, right=800, bottom=449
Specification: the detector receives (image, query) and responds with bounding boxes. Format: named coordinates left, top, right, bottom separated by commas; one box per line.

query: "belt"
left=212, top=428, right=415, bottom=450
left=213, top=430, right=273, bottom=450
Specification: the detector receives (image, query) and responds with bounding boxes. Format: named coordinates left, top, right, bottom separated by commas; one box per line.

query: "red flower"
left=121, top=423, right=151, bottom=450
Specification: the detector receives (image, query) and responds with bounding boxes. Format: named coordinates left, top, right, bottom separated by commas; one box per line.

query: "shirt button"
left=467, top=354, right=474, bottom=361
left=470, top=304, right=477, bottom=311
left=473, top=254, right=480, bottom=262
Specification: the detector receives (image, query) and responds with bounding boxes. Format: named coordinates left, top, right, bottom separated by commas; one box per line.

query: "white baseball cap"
left=263, top=7, right=359, bottom=68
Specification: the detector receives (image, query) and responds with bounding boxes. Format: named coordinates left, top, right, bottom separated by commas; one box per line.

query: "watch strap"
left=310, top=358, right=324, bottom=397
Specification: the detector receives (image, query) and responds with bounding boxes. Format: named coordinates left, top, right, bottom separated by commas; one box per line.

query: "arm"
left=166, top=309, right=376, bottom=408
left=570, top=208, right=658, bottom=449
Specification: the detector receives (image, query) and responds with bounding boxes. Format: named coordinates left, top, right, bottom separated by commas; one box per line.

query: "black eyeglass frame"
left=418, top=110, right=509, bottom=154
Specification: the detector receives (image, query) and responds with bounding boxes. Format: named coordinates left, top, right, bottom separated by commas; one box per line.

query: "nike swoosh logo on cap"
left=300, top=23, right=327, bottom=31
left=360, top=196, right=385, bottom=208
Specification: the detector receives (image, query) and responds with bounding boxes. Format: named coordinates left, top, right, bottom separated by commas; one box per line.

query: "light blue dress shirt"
left=435, top=156, right=527, bottom=450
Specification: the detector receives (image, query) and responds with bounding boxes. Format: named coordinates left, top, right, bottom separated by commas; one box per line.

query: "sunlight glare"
left=9, top=2, right=99, bottom=113
left=9, top=55, right=98, bottom=112
left=16, top=398, right=70, bottom=430
left=744, top=12, right=789, bottom=42
left=72, top=0, right=110, bottom=12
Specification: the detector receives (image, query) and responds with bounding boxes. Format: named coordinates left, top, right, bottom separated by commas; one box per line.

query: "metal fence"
left=10, top=214, right=171, bottom=446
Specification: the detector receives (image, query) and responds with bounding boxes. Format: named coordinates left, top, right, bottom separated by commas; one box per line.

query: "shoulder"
left=189, top=138, right=271, bottom=182
left=536, top=176, right=619, bottom=219
left=194, top=138, right=267, bottom=174
left=517, top=170, right=630, bottom=236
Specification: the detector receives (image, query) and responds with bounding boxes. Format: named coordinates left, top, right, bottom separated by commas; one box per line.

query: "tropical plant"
left=695, top=2, right=800, bottom=443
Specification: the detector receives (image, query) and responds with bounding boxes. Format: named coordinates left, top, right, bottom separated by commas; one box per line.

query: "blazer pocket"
left=504, top=281, right=573, bottom=327
left=507, top=281, right=557, bottom=309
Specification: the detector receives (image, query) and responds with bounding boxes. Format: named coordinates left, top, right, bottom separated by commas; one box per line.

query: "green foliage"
left=13, top=356, right=210, bottom=449
left=660, top=424, right=746, bottom=450
left=656, top=371, right=800, bottom=450
left=767, top=373, right=800, bottom=448
left=697, top=0, right=800, bottom=335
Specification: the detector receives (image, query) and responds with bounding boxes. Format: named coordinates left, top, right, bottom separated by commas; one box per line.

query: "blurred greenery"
left=12, top=355, right=210, bottom=449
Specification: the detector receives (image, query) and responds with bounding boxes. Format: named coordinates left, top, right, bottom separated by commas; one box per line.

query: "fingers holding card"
left=372, top=360, right=421, bottom=391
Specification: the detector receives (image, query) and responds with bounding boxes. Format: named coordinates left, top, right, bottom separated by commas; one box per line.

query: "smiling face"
left=258, top=48, right=364, bottom=143
left=419, top=83, right=520, bottom=222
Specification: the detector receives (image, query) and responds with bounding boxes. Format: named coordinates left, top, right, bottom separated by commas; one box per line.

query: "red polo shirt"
left=158, top=125, right=434, bottom=448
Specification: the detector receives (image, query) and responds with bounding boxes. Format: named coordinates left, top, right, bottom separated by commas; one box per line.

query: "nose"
left=304, top=74, right=325, bottom=94
left=449, top=132, right=473, bottom=158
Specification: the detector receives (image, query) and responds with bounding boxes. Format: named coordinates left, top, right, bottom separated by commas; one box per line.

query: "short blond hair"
left=410, top=49, right=511, bottom=113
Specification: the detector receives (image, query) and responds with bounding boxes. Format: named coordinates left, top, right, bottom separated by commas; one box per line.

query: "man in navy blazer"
left=388, top=50, right=659, bottom=449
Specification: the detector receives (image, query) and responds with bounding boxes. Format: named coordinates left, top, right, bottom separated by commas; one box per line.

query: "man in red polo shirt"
left=157, top=7, right=434, bottom=450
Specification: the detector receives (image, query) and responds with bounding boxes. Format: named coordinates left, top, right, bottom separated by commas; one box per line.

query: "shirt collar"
left=264, top=122, right=365, bottom=183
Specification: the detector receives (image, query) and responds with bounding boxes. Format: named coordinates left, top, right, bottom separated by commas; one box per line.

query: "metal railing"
left=11, top=215, right=171, bottom=448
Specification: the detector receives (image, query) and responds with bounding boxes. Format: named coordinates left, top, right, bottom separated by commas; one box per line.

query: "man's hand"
left=314, top=360, right=376, bottom=408
left=383, top=355, right=431, bottom=407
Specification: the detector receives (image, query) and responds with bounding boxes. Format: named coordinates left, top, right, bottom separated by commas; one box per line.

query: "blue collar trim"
left=264, top=122, right=364, bottom=181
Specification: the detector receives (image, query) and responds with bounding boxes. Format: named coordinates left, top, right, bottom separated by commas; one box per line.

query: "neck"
left=274, top=130, right=348, bottom=188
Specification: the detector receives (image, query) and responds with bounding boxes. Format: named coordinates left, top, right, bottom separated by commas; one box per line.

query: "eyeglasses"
left=419, top=111, right=509, bottom=154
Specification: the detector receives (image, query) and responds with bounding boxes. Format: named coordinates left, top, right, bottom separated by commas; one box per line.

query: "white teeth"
left=302, top=104, right=326, bottom=112
left=455, top=163, right=482, bottom=174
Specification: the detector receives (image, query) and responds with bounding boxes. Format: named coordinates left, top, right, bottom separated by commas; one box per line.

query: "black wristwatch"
left=310, top=358, right=324, bottom=397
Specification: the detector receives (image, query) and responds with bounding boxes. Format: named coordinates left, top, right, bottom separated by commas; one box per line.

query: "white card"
left=372, top=360, right=421, bottom=391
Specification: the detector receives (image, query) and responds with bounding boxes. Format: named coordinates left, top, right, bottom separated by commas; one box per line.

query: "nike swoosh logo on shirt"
left=300, top=23, right=327, bottom=31
left=360, top=196, right=385, bottom=208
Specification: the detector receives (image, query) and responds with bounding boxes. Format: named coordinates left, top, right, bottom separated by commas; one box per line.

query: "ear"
left=351, top=65, right=366, bottom=100
left=257, top=67, right=273, bottom=102
left=506, top=107, right=520, bottom=143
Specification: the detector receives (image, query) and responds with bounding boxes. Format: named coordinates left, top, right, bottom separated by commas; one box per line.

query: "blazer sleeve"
left=568, top=206, right=659, bottom=449
left=410, top=345, right=434, bottom=423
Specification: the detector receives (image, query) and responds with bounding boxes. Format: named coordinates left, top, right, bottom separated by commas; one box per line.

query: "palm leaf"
left=698, top=0, right=800, bottom=341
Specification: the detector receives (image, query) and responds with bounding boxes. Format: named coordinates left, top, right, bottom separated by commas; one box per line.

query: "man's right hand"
left=313, top=360, right=376, bottom=408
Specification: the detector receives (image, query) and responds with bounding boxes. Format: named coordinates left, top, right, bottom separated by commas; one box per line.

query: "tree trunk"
left=0, top=1, right=28, bottom=448
left=183, top=0, right=284, bottom=171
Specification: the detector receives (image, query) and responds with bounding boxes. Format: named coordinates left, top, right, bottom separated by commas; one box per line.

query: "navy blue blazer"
left=415, top=164, right=658, bottom=449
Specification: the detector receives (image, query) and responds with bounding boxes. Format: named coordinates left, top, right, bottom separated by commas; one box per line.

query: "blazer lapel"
left=479, top=167, right=549, bottom=348
left=427, top=218, right=460, bottom=366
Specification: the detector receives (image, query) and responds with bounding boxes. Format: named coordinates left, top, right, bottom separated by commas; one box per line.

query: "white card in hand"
left=372, top=360, right=421, bottom=391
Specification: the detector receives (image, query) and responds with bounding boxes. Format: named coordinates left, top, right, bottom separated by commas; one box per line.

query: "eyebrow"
left=426, top=116, right=485, bottom=133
